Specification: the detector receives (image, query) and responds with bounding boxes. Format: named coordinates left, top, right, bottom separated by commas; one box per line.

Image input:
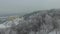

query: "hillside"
left=0, top=9, right=60, bottom=34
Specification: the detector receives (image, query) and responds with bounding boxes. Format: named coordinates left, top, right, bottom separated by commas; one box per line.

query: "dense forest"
left=0, top=9, right=60, bottom=34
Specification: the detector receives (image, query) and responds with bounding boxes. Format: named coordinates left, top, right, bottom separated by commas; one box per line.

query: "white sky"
left=0, top=0, right=60, bottom=15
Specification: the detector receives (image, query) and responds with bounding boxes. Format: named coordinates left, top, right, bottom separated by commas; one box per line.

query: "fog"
left=0, top=0, right=60, bottom=15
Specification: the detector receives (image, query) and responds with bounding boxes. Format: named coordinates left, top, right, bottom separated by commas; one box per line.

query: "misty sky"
left=0, top=0, right=60, bottom=15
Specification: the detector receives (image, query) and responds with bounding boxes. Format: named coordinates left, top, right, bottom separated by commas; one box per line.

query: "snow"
left=0, top=18, right=23, bottom=28
left=49, top=29, right=60, bottom=34
left=0, top=21, right=14, bottom=28
left=0, top=24, right=7, bottom=28
left=49, top=30, right=56, bottom=34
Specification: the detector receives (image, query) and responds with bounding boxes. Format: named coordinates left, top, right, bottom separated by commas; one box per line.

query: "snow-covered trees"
left=0, top=9, right=60, bottom=34
left=10, top=11, right=58, bottom=34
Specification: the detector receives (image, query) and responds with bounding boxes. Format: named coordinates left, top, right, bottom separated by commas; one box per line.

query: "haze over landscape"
left=0, top=0, right=60, bottom=16
left=0, top=0, right=60, bottom=34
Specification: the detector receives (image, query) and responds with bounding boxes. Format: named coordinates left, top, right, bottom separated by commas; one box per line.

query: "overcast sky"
left=0, top=0, right=60, bottom=15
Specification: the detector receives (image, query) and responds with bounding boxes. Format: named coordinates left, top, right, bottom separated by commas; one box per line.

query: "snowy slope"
left=0, top=10, right=60, bottom=34
left=0, top=17, right=23, bottom=28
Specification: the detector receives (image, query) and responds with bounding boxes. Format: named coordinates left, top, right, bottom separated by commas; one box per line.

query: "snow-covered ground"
left=49, top=29, right=60, bottom=34
left=0, top=17, right=23, bottom=29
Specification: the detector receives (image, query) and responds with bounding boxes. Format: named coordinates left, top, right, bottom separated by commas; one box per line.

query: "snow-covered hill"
left=0, top=9, right=60, bottom=34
